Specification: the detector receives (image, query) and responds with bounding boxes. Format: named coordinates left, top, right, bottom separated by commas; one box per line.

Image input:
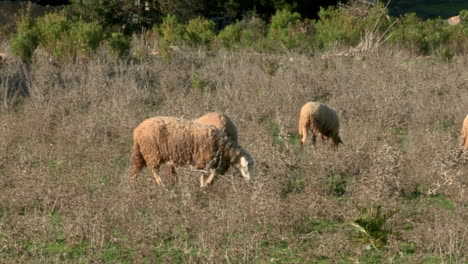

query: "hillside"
left=0, top=47, right=467, bottom=263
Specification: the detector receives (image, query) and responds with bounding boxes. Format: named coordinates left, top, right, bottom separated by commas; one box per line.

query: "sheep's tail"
left=130, top=141, right=145, bottom=180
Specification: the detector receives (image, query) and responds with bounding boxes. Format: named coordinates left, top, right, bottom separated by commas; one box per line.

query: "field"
left=0, top=47, right=467, bottom=263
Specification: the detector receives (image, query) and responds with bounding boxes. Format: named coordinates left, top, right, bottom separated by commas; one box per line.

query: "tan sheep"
left=165, top=112, right=239, bottom=184
left=193, top=112, right=238, bottom=143
left=298, top=102, right=343, bottom=149
left=130, top=116, right=253, bottom=187
left=0, top=53, right=8, bottom=63
left=461, top=115, right=468, bottom=150
left=448, top=15, right=461, bottom=26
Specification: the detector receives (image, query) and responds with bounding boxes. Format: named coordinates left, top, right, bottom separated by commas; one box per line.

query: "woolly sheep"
left=165, top=112, right=239, bottom=184
left=130, top=116, right=253, bottom=187
left=193, top=112, right=238, bottom=143
left=448, top=15, right=460, bottom=26
left=298, top=102, right=343, bottom=149
left=462, top=115, right=468, bottom=150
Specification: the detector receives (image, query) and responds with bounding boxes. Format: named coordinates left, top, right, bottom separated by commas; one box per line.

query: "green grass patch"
left=295, top=219, right=342, bottom=235
left=350, top=205, right=398, bottom=250
left=281, top=175, right=306, bottom=197
left=426, top=194, right=455, bottom=210
left=100, top=243, right=134, bottom=263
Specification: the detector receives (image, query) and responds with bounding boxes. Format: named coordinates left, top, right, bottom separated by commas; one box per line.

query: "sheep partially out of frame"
left=298, top=102, right=343, bottom=149
left=193, top=112, right=238, bottom=143
left=461, top=115, right=468, bottom=150
left=130, top=117, right=253, bottom=187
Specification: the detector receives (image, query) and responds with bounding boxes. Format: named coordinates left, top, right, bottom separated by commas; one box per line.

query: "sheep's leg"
left=200, top=170, right=216, bottom=188
left=151, top=168, right=164, bottom=186
left=299, top=126, right=307, bottom=146
left=203, top=170, right=216, bottom=187
left=312, top=134, right=317, bottom=145
left=166, top=162, right=178, bottom=185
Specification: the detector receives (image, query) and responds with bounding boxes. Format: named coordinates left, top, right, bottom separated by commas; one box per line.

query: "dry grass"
left=0, top=47, right=467, bottom=263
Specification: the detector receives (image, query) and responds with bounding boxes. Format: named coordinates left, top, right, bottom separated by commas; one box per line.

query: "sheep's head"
left=229, top=146, right=254, bottom=181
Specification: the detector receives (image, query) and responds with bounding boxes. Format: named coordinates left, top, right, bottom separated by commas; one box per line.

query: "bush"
left=107, top=32, right=131, bottom=58
left=10, top=11, right=39, bottom=63
left=69, top=21, right=104, bottom=57
left=216, top=16, right=268, bottom=50
left=314, top=3, right=391, bottom=50
left=389, top=14, right=454, bottom=55
left=35, top=12, right=104, bottom=62
left=268, top=9, right=302, bottom=50
left=185, top=17, right=216, bottom=47
left=36, top=12, right=71, bottom=59
left=158, top=14, right=186, bottom=46
left=217, top=23, right=242, bottom=49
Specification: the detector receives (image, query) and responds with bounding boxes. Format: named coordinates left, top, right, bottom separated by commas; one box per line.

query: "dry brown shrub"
left=0, top=47, right=467, bottom=262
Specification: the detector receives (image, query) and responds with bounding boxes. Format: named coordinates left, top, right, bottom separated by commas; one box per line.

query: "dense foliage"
left=9, top=1, right=468, bottom=63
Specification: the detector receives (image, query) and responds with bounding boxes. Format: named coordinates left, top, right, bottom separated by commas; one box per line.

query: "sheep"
left=298, top=102, right=343, bottom=149
left=448, top=15, right=461, bottom=26
left=0, top=53, right=8, bottom=63
left=129, top=116, right=253, bottom=187
left=462, top=115, right=468, bottom=150
left=193, top=112, right=238, bottom=143
left=165, top=112, right=239, bottom=184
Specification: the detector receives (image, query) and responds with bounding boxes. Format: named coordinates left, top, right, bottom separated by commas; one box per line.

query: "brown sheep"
left=193, top=112, right=238, bottom=143
left=298, top=102, right=343, bottom=149
left=462, top=115, right=468, bottom=150
left=165, top=112, right=239, bottom=183
left=130, top=117, right=253, bottom=187
left=448, top=15, right=461, bottom=26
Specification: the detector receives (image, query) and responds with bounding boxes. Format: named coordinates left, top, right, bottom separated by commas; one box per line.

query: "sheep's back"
left=133, top=117, right=222, bottom=167
left=194, top=112, right=238, bottom=143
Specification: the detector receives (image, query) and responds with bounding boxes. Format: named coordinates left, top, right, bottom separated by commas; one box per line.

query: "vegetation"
left=8, top=2, right=468, bottom=63
left=0, top=1, right=467, bottom=263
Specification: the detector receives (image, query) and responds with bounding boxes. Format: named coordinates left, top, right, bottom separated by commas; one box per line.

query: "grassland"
left=0, top=45, right=467, bottom=263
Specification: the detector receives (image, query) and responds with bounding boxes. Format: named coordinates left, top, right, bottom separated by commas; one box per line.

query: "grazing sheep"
left=130, top=117, right=253, bottom=187
left=448, top=15, right=461, bottom=26
left=165, top=112, right=239, bottom=184
left=193, top=112, right=238, bottom=143
left=0, top=53, right=8, bottom=63
left=298, top=102, right=343, bottom=149
left=462, top=115, right=468, bottom=150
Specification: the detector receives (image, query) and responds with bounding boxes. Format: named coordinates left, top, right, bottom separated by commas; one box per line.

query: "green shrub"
left=268, top=9, right=302, bottom=50
left=108, top=32, right=131, bottom=58
left=389, top=14, right=457, bottom=55
left=158, top=14, right=186, bottom=46
left=35, top=12, right=104, bottom=61
left=69, top=21, right=104, bottom=56
left=10, top=10, right=39, bottom=62
left=217, top=23, right=242, bottom=48
left=185, top=17, right=216, bottom=47
left=350, top=205, right=398, bottom=249
left=460, top=10, right=468, bottom=22
left=238, top=16, right=267, bottom=48
left=314, top=3, right=391, bottom=50
left=36, top=12, right=71, bottom=59
left=216, top=16, right=268, bottom=50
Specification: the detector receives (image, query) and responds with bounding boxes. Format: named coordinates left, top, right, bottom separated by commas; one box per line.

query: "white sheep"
left=461, top=115, right=468, bottom=150
left=298, top=102, right=343, bottom=149
left=193, top=112, right=238, bottom=143
left=130, top=116, right=253, bottom=187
